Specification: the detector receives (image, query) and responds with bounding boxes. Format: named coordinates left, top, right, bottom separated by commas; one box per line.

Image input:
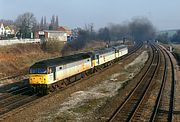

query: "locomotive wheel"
left=60, top=82, right=66, bottom=88
left=81, top=72, right=86, bottom=78
left=49, top=85, right=54, bottom=92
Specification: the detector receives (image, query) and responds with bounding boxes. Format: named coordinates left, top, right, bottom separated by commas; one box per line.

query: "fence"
left=0, top=39, right=41, bottom=46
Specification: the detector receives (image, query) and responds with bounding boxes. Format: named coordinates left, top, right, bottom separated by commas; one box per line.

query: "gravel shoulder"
left=171, top=48, right=180, bottom=121
left=161, top=44, right=180, bottom=121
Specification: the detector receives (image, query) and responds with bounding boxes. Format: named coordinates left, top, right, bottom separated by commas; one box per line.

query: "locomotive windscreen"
left=29, top=67, right=47, bottom=74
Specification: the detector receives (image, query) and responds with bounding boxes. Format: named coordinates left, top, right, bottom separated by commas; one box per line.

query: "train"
left=29, top=45, right=128, bottom=94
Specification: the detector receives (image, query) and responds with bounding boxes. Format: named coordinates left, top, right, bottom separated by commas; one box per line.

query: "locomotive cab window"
left=29, top=68, right=47, bottom=74
left=48, top=67, right=53, bottom=74
left=95, top=55, right=99, bottom=59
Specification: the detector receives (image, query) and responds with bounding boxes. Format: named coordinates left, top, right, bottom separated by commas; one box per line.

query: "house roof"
left=58, top=26, right=71, bottom=31
left=43, top=30, right=66, bottom=33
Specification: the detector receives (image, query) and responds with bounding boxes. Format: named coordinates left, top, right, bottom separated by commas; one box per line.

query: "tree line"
left=2, top=11, right=180, bottom=44
left=1, top=12, right=156, bottom=42
left=156, top=30, right=180, bottom=44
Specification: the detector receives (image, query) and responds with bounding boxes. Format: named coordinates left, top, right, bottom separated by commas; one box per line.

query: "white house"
left=0, top=23, right=5, bottom=36
left=36, top=30, right=68, bottom=42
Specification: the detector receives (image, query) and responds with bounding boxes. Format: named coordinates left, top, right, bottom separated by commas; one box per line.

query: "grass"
left=173, top=44, right=180, bottom=52
left=0, top=43, right=60, bottom=79
left=54, top=113, right=74, bottom=122
left=43, top=38, right=65, bottom=53
left=0, top=40, right=121, bottom=81
left=173, top=44, right=180, bottom=66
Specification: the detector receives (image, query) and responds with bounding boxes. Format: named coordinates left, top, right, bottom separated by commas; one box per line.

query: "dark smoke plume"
left=62, top=17, right=156, bottom=54
left=106, top=17, right=156, bottom=41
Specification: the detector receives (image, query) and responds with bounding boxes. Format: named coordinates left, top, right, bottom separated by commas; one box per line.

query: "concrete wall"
left=48, top=32, right=67, bottom=42
left=0, top=39, right=41, bottom=46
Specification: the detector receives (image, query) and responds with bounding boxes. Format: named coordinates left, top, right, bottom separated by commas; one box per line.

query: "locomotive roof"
left=92, top=47, right=115, bottom=55
left=30, top=45, right=128, bottom=68
left=31, top=53, right=91, bottom=68
left=112, top=45, right=127, bottom=50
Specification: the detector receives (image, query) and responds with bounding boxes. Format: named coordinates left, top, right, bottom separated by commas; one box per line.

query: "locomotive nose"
left=29, top=75, right=47, bottom=84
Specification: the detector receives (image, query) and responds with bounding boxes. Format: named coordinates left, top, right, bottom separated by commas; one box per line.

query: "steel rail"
left=128, top=43, right=161, bottom=121
left=164, top=48, right=175, bottom=122
left=150, top=45, right=167, bottom=121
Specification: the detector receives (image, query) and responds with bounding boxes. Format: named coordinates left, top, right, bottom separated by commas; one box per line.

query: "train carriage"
left=90, top=48, right=116, bottom=66
left=113, top=45, right=128, bottom=58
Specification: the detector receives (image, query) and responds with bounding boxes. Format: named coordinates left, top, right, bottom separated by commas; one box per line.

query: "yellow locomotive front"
left=29, top=67, right=53, bottom=94
left=29, top=67, right=49, bottom=84
left=29, top=74, right=48, bottom=85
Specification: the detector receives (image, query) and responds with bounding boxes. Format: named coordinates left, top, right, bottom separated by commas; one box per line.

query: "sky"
left=0, top=0, right=180, bottom=30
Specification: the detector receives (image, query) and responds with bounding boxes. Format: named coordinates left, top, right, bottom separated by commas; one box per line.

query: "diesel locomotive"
left=29, top=45, right=128, bottom=94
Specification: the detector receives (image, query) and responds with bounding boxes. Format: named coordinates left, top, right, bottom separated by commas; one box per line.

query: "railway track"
left=0, top=41, right=143, bottom=120
left=0, top=86, right=30, bottom=100
left=166, top=48, right=175, bottom=122
left=108, top=43, right=161, bottom=122
left=0, top=77, right=40, bottom=120
left=108, top=43, right=176, bottom=122
left=0, top=85, right=41, bottom=118
left=0, top=73, right=27, bottom=82
left=150, top=45, right=175, bottom=122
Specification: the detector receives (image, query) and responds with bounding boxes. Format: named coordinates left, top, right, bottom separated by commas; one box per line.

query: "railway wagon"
left=29, top=53, right=92, bottom=94
left=113, top=45, right=128, bottom=58
left=91, top=48, right=116, bottom=67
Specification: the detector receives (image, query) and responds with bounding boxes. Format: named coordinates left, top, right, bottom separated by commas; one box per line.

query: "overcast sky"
left=0, top=0, right=180, bottom=30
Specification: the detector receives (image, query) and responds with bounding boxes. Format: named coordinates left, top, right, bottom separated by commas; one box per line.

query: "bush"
left=173, top=51, right=180, bottom=66
left=42, top=38, right=65, bottom=53
left=61, top=40, right=106, bottom=56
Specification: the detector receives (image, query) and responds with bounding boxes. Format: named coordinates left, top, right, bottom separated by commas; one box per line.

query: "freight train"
left=29, top=45, right=128, bottom=94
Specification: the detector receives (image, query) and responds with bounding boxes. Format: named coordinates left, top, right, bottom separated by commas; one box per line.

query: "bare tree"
left=49, top=15, right=59, bottom=30
left=0, top=19, right=14, bottom=26
left=156, top=33, right=169, bottom=43
left=44, top=16, right=48, bottom=30
left=98, top=27, right=110, bottom=42
left=40, top=16, right=44, bottom=30
left=171, top=30, right=180, bottom=43
left=49, top=15, right=55, bottom=30
left=15, top=12, right=37, bottom=38
left=55, top=16, right=59, bottom=29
